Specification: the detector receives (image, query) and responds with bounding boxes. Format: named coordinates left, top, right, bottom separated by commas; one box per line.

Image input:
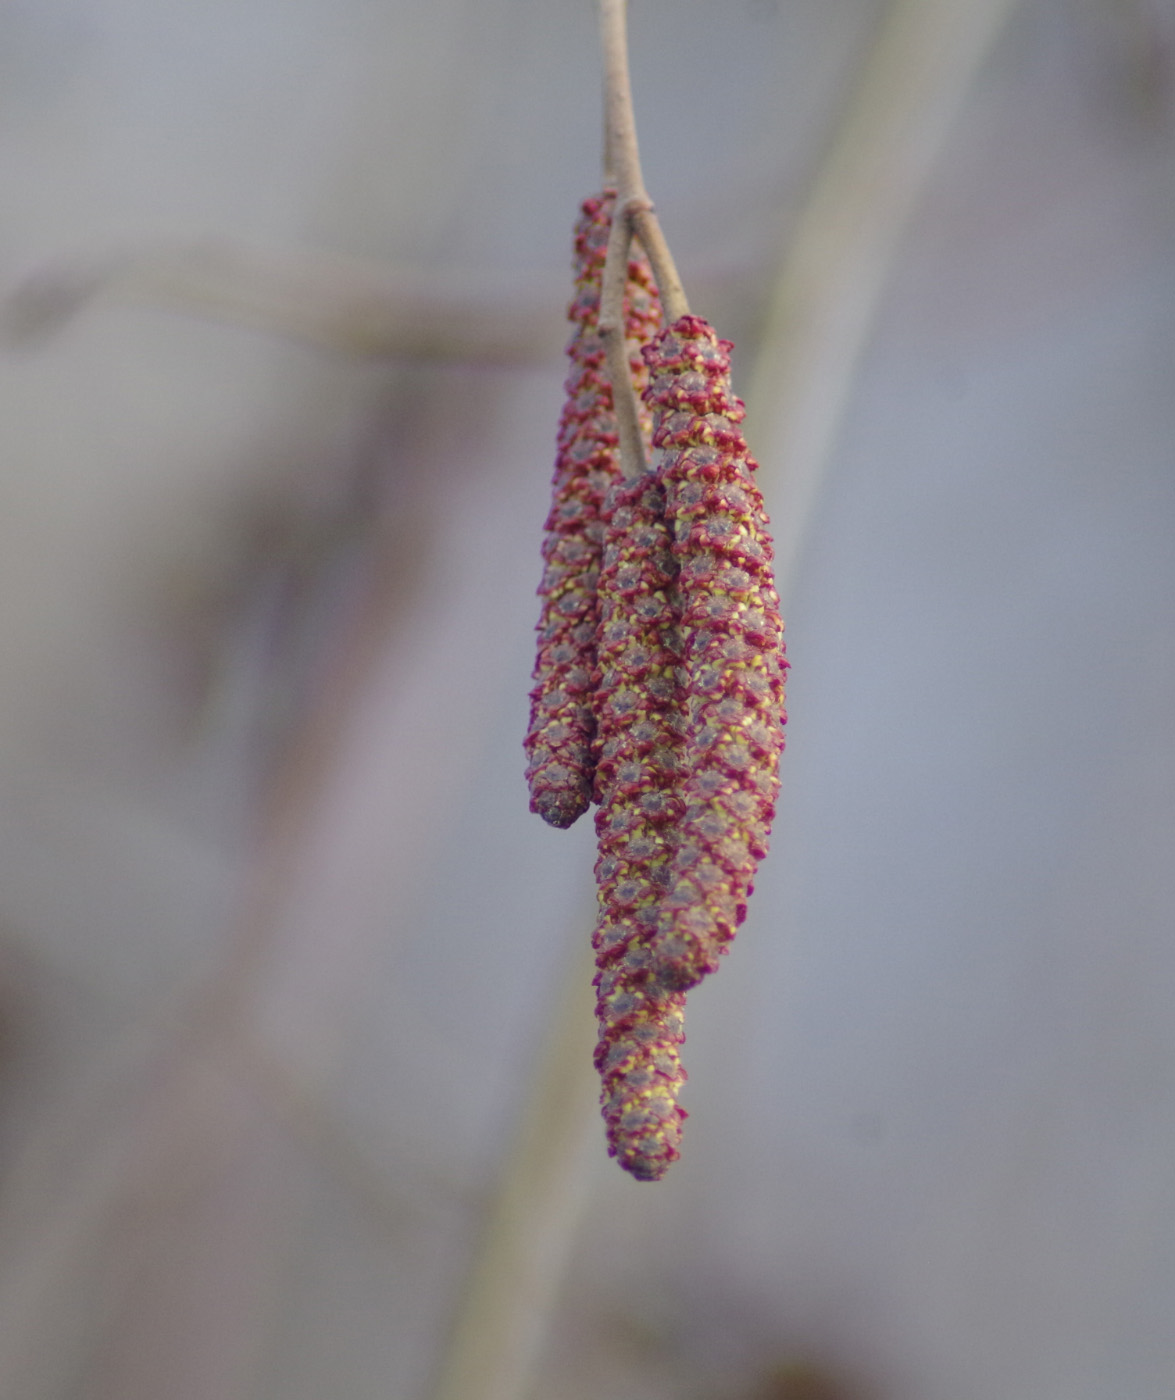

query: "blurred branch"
left=0, top=453, right=453, bottom=1396
left=2, top=240, right=564, bottom=365
left=428, top=930, right=601, bottom=1400
left=747, top=0, right=1023, bottom=600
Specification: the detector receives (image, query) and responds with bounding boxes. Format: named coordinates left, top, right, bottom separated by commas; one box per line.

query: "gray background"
left=0, top=2, right=1172, bottom=1397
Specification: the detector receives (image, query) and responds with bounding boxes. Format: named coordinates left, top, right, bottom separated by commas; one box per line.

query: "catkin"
left=524, top=192, right=661, bottom=827
left=641, top=315, right=788, bottom=991
left=591, top=473, right=688, bottom=1180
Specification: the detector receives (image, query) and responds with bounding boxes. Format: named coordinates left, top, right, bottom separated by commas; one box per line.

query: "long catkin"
left=524, top=192, right=661, bottom=828
left=641, top=315, right=788, bottom=992
left=590, top=471, right=688, bottom=1180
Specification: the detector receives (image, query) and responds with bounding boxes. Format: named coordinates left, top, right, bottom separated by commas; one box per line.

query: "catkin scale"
left=524, top=193, right=661, bottom=828
left=642, top=315, right=788, bottom=992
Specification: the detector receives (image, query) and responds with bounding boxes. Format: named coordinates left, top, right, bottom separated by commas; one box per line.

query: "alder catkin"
left=524, top=192, right=661, bottom=827
left=590, top=472, right=688, bottom=1180
left=641, top=315, right=788, bottom=991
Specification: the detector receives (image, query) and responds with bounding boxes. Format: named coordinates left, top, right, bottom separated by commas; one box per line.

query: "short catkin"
left=524, top=192, right=661, bottom=828
left=590, top=471, right=689, bottom=1180
left=641, top=315, right=788, bottom=992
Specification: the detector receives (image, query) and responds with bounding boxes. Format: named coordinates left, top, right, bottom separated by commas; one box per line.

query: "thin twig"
left=629, top=203, right=688, bottom=324
left=598, top=204, right=648, bottom=480
left=597, top=0, right=687, bottom=320
left=596, top=0, right=689, bottom=481
left=596, top=0, right=688, bottom=316
left=596, top=0, right=645, bottom=203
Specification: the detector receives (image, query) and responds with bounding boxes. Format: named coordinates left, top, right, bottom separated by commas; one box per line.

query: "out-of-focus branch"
left=0, top=417, right=458, bottom=1396
left=1, top=240, right=564, bottom=365
left=747, top=0, right=1023, bottom=600
left=427, top=930, right=601, bottom=1400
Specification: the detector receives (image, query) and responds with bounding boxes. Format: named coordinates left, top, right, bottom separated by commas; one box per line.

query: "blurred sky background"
left=0, top=2, right=1173, bottom=1398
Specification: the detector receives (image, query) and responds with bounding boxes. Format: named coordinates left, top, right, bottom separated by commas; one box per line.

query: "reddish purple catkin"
left=641, top=315, right=788, bottom=991
left=590, top=473, right=688, bottom=1181
left=524, top=193, right=662, bottom=828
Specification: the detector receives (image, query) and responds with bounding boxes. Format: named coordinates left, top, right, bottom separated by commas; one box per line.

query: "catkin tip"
left=617, top=1146, right=676, bottom=1181
left=532, top=788, right=590, bottom=829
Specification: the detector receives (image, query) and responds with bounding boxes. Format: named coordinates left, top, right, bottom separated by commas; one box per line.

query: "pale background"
left=0, top=2, right=1173, bottom=1398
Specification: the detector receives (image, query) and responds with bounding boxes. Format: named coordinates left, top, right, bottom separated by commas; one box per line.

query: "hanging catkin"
left=590, top=471, right=688, bottom=1180
left=641, top=315, right=788, bottom=991
left=524, top=192, right=661, bottom=827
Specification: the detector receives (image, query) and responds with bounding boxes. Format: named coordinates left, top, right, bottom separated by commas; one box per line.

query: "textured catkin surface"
left=643, top=315, right=788, bottom=991
left=524, top=193, right=661, bottom=828
left=590, top=472, right=688, bottom=1180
